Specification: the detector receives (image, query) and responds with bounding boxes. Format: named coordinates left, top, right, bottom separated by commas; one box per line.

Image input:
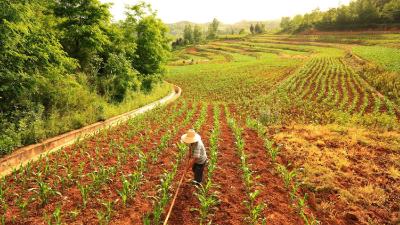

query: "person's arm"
left=188, top=143, right=200, bottom=169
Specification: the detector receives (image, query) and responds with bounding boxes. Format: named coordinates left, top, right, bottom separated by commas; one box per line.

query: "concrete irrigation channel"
left=0, top=84, right=181, bottom=178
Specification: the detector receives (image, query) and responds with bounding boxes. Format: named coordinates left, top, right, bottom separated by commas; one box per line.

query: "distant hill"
left=168, top=20, right=280, bottom=37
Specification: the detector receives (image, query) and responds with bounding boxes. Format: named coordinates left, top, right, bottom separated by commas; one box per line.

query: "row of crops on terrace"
left=169, top=34, right=399, bottom=128
left=0, top=99, right=322, bottom=224
left=0, top=100, right=201, bottom=223
left=283, top=57, right=399, bottom=117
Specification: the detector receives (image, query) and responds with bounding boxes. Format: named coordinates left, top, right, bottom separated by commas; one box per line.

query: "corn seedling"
left=276, top=164, right=297, bottom=189
left=68, top=209, right=80, bottom=220
left=118, top=172, right=142, bottom=207
left=34, top=181, right=59, bottom=207
left=151, top=143, right=188, bottom=224
left=78, top=184, right=89, bottom=208
left=16, top=195, right=31, bottom=216
left=52, top=205, right=62, bottom=225
left=193, top=180, right=219, bottom=225
left=290, top=182, right=301, bottom=201
left=226, top=106, right=267, bottom=224
left=98, top=200, right=114, bottom=224
left=269, top=146, right=280, bottom=162
left=244, top=190, right=266, bottom=225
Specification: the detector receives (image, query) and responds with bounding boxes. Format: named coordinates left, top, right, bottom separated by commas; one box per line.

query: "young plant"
left=68, top=209, right=80, bottom=220
left=268, top=146, right=280, bottom=162
left=117, top=172, right=142, bottom=207
left=16, top=195, right=31, bottom=217
left=96, top=200, right=114, bottom=224
left=226, top=106, right=267, bottom=224
left=193, top=180, right=219, bottom=225
left=78, top=184, right=89, bottom=208
left=275, top=164, right=297, bottom=189
left=34, top=181, right=59, bottom=207
left=52, top=205, right=62, bottom=225
left=244, top=190, right=266, bottom=225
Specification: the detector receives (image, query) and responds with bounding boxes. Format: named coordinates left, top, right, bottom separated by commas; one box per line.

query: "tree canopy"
left=0, top=0, right=171, bottom=153
left=280, top=0, right=400, bottom=33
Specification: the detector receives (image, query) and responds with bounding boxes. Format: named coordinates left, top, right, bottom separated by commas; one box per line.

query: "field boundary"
left=0, top=84, right=182, bottom=177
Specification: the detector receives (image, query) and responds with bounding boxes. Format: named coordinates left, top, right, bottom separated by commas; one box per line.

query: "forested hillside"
left=0, top=0, right=171, bottom=155
left=280, top=0, right=400, bottom=32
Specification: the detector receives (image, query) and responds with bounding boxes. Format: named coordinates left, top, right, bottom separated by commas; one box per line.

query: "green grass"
left=353, top=46, right=400, bottom=72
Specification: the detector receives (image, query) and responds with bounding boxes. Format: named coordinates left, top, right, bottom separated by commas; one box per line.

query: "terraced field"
left=1, top=34, right=399, bottom=225
left=284, top=57, right=399, bottom=116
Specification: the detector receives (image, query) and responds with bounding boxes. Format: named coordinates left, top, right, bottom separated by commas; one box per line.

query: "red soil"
left=166, top=104, right=214, bottom=225
left=186, top=47, right=199, bottom=54
left=242, top=128, right=304, bottom=224
left=111, top=103, right=202, bottom=224
left=2, top=103, right=188, bottom=224
left=211, top=107, right=248, bottom=224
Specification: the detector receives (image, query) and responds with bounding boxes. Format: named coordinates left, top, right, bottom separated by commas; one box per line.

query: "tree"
left=193, top=25, right=203, bottom=44
left=382, top=0, right=400, bottom=22
left=336, top=6, right=351, bottom=26
left=100, top=54, right=140, bottom=102
left=250, top=24, right=255, bottom=34
left=0, top=0, right=77, bottom=114
left=183, top=24, right=194, bottom=44
left=53, top=0, right=111, bottom=70
left=134, top=15, right=170, bottom=76
left=172, top=38, right=185, bottom=48
left=255, top=23, right=261, bottom=33
left=357, top=0, right=380, bottom=24
left=207, top=18, right=220, bottom=39
left=280, top=17, right=292, bottom=32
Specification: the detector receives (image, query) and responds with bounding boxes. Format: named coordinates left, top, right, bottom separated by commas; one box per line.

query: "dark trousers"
left=192, top=163, right=205, bottom=183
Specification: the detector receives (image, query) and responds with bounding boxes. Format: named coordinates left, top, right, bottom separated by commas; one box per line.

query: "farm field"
left=1, top=33, right=400, bottom=225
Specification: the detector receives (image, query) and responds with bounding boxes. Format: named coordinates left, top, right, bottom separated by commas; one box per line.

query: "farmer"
left=181, top=129, right=207, bottom=185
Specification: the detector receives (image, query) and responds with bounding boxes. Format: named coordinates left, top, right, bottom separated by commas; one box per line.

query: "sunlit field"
left=2, top=0, right=400, bottom=224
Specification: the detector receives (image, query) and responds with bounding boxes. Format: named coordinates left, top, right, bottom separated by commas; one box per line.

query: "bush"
left=101, top=54, right=140, bottom=102
left=0, top=118, right=21, bottom=156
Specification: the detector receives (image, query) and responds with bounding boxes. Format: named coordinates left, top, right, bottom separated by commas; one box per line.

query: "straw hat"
left=181, top=129, right=201, bottom=144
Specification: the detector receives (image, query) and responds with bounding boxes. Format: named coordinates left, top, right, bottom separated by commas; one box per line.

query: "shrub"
left=101, top=54, right=140, bottom=102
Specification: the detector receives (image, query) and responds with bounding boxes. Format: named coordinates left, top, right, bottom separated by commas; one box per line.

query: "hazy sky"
left=101, top=0, right=352, bottom=24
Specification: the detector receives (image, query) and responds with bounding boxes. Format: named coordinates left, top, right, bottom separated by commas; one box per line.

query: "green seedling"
left=33, top=181, right=59, bottom=206
left=276, top=164, right=297, bottom=189
left=52, top=205, right=62, bottom=225
left=78, top=184, right=89, bottom=208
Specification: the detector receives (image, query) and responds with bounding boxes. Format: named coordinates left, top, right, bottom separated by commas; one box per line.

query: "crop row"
left=246, top=118, right=319, bottom=225
left=192, top=104, right=220, bottom=224
left=142, top=101, right=201, bottom=224
left=0, top=101, right=196, bottom=224
left=225, top=107, right=267, bottom=224
left=284, top=57, right=398, bottom=116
